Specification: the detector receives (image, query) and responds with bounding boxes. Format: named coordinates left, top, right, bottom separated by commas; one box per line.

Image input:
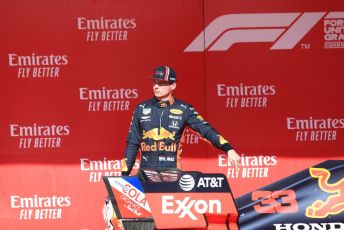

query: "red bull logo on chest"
left=141, top=142, right=177, bottom=152
left=142, top=128, right=175, bottom=141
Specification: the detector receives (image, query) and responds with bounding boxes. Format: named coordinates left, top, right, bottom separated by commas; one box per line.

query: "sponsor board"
left=80, top=157, right=122, bottom=183
left=10, top=194, right=71, bottom=220
left=79, top=87, right=138, bottom=112
left=287, top=117, right=343, bottom=142
left=142, top=172, right=239, bottom=229
left=80, top=157, right=140, bottom=183
left=77, top=17, right=137, bottom=42
left=9, top=123, right=70, bottom=149
left=218, top=153, right=278, bottom=179
left=217, top=83, right=276, bottom=109
left=8, top=53, right=68, bottom=78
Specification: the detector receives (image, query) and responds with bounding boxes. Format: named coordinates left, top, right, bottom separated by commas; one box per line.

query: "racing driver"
left=121, top=66, right=240, bottom=181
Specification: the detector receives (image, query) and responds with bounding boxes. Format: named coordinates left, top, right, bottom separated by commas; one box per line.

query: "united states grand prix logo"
left=184, top=12, right=344, bottom=51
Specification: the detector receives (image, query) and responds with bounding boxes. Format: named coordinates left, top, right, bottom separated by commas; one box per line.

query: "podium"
left=103, top=171, right=239, bottom=230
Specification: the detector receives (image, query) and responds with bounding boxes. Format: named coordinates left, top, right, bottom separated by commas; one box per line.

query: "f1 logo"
left=184, top=12, right=344, bottom=51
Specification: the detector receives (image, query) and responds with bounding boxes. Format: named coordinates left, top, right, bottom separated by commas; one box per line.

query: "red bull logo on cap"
left=306, top=167, right=344, bottom=218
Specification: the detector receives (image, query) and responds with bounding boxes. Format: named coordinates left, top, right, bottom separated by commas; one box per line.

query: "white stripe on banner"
left=325, top=12, right=344, bottom=18
left=164, top=66, right=169, bottom=81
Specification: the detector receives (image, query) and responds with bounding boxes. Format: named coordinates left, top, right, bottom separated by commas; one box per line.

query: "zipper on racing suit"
left=159, top=109, right=165, bottom=133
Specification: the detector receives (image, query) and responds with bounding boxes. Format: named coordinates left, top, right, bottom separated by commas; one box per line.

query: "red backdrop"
left=1, top=0, right=343, bottom=229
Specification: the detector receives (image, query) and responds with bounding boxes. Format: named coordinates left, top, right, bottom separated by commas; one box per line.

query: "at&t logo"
left=179, top=174, right=195, bottom=191
left=179, top=175, right=226, bottom=191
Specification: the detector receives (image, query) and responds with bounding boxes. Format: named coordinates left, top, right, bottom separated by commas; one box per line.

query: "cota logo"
left=306, top=167, right=344, bottom=218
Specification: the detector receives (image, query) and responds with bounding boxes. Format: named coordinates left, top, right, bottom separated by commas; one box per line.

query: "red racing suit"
left=122, top=97, right=233, bottom=175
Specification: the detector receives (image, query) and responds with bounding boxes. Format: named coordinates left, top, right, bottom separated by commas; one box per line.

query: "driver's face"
left=153, top=79, right=175, bottom=100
